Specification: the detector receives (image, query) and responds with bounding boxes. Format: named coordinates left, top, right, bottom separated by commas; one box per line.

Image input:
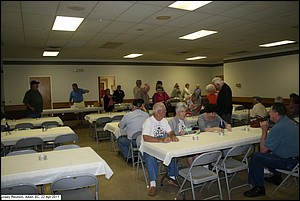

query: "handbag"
left=249, top=115, right=263, bottom=128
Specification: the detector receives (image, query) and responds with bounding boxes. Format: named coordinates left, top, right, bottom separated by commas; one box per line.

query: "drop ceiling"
left=1, top=1, right=299, bottom=64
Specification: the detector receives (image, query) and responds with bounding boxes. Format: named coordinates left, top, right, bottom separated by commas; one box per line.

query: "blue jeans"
left=248, top=151, right=298, bottom=187
left=117, top=136, right=136, bottom=159
left=143, top=152, right=178, bottom=182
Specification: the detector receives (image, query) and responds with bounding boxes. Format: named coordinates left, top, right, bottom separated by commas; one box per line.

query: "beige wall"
left=3, top=64, right=222, bottom=105
left=224, top=54, right=299, bottom=98
left=2, top=53, right=298, bottom=106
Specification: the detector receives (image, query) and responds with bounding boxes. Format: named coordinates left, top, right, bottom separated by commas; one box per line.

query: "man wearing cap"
left=117, top=99, right=149, bottom=161
left=250, top=96, right=268, bottom=119
left=23, top=80, right=43, bottom=118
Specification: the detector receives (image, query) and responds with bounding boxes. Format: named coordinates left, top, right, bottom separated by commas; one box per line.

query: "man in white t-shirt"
left=142, top=102, right=179, bottom=196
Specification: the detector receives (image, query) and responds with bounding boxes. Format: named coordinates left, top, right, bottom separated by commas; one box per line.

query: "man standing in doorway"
left=23, top=80, right=43, bottom=118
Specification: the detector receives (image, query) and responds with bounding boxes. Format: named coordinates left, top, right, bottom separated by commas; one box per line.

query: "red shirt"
left=207, top=93, right=218, bottom=105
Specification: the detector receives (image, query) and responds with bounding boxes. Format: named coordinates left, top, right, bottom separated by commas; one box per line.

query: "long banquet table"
left=139, top=125, right=261, bottom=166
left=1, top=117, right=64, bottom=130
left=42, top=106, right=104, bottom=116
left=84, top=111, right=127, bottom=124
left=1, top=126, right=76, bottom=146
left=1, top=147, right=114, bottom=186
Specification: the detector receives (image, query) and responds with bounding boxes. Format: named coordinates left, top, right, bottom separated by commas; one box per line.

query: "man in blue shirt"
left=69, top=83, right=89, bottom=108
left=244, top=103, right=299, bottom=197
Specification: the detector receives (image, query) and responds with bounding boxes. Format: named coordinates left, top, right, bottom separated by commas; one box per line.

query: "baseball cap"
left=133, top=99, right=144, bottom=107
left=30, top=80, right=40, bottom=85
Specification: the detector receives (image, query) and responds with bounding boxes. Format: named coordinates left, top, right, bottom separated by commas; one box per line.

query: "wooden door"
left=29, top=77, right=51, bottom=109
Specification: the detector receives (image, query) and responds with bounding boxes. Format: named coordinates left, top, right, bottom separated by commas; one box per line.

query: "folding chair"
left=136, top=134, right=149, bottom=188
left=51, top=173, right=99, bottom=200
left=14, top=123, right=34, bottom=130
left=94, top=117, right=112, bottom=143
left=214, top=144, right=252, bottom=200
left=13, top=137, right=44, bottom=152
left=7, top=149, right=37, bottom=156
left=126, top=131, right=142, bottom=170
left=53, top=133, right=78, bottom=148
left=272, top=162, right=299, bottom=196
left=175, top=150, right=223, bottom=200
left=41, top=121, right=60, bottom=129
left=53, top=144, right=80, bottom=151
left=111, top=115, right=124, bottom=122
left=1, top=183, right=38, bottom=195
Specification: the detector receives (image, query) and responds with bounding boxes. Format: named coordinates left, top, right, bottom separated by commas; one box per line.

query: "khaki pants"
left=73, top=101, right=85, bottom=109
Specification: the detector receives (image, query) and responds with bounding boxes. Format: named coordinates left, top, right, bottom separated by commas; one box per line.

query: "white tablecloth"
left=1, top=126, right=75, bottom=146
left=42, top=106, right=104, bottom=115
left=232, top=104, right=244, bottom=112
left=139, top=126, right=261, bottom=166
left=84, top=112, right=127, bottom=124
left=103, top=122, right=126, bottom=139
left=231, top=110, right=249, bottom=121
left=1, top=117, right=64, bottom=130
left=1, top=147, right=114, bottom=186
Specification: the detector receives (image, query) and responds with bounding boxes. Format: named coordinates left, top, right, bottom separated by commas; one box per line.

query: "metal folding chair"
left=272, top=162, right=299, bottom=196
left=1, top=183, right=38, bottom=195
left=175, top=151, right=223, bottom=200
left=51, top=173, right=99, bottom=200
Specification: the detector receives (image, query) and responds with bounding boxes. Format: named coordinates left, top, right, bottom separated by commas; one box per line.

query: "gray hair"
left=206, top=84, right=216, bottom=92
left=153, top=102, right=165, bottom=113
left=211, top=77, right=224, bottom=85
left=274, top=96, right=283, bottom=103
left=175, top=102, right=188, bottom=113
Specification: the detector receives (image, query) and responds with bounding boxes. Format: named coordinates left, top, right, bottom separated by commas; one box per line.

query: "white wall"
left=224, top=54, right=299, bottom=98
left=3, top=64, right=220, bottom=105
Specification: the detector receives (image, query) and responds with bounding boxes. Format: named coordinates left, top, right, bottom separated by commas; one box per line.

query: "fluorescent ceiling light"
left=186, top=56, right=207, bottom=60
left=168, top=1, right=212, bottom=11
left=259, top=40, right=296, bottom=47
left=123, top=54, right=143, bottom=58
left=179, top=30, right=217, bottom=40
left=52, top=16, right=84, bottom=31
left=43, top=51, right=59, bottom=57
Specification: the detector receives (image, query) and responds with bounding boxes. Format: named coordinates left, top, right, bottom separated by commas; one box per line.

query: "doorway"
left=29, top=77, right=52, bottom=109
left=98, top=76, right=115, bottom=106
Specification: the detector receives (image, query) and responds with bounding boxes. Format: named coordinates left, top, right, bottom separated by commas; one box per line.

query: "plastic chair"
left=7, top=149, right=37, bottom=156
left=213, top=144, right=252, bottom=200
left=13, top=137, right=44, bottom=152
left=53, top=133, right=78, bottom=148
left=136, top=134, right=149, bottom=188
left=175, top=150, right=223, bottom=200
left=14, top=123, right=34, bottom=130
left=272, top=162, right=299, bottom=196
left=111, top=115, right=124, bottom=122
left=53, top=144, right=80, bottom=151
left=126, top=131, right=142, bottom=170
left=1, top=183, right=38, bottom=195
left=51, top=173, right=99, bottom=200
left=41, top=121, right=60, bottom=129
left=94, top=117, right=112, bottom=143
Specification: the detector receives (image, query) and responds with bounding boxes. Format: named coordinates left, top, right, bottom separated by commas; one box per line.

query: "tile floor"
left=55, top=121, right=299, bottom=200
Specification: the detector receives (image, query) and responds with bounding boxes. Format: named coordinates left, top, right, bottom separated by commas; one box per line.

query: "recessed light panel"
left=52, top=16, right=84, bottom=31
left=179, top=30, right=217, bottom=40
left=259, top=40, right=296, bottom=47
left=168, top=1, right=212, bottom=11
